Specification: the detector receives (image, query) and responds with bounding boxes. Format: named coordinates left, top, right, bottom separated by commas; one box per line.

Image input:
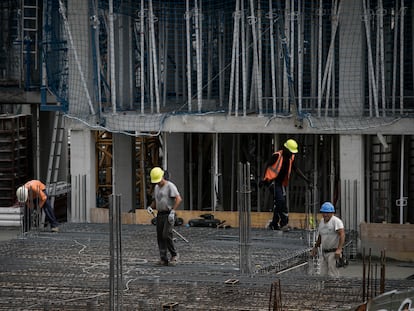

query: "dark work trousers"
left=41, top=191, right=59, bottom=228
left=23, top=192, right=58, bottom=231
left=270, top=182, right=289, bottom=229
left=156, top=212, right=177, bottom=262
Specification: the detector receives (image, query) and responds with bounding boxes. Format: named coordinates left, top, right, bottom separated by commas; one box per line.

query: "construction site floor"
left=0, top=223, right=413, bottom=310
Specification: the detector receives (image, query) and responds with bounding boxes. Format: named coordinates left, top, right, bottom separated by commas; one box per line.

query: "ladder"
left=46, top=111, right=64, bottom=208
left=22, top=0, right=38, bottom=70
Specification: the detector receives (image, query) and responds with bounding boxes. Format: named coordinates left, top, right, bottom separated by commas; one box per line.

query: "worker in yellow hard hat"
left=149, top=167, right=182, bottom=266
left=260, top=139, right=311, bottom=231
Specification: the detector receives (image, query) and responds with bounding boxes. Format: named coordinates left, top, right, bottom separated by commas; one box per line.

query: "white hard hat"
left=16, top=186, right=28, bottom=203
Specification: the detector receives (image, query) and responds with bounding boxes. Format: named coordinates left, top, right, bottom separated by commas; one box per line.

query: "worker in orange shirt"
left=16, top=180, right=59, bottom=232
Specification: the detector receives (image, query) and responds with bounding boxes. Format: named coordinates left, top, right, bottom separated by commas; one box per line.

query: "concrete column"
left=339, top=135, right=365, bottom=232
left=339, top=0, right=364, bottom=117
left=112, top=133, right=135, bottom=212
left=69, top=128, right=96, bottom=222
left=165, top=133, right=185, bottom=210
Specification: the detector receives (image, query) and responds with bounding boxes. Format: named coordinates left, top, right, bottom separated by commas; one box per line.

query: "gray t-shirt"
left=154, top=181, right=180, bottom=212
left=318, top=215, right=344, bottom=250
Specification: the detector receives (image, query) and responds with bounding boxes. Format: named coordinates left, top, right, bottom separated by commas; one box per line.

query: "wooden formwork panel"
left=360, top=222, right=414, bottom=261
left=90, top=207, right=319, bottom=230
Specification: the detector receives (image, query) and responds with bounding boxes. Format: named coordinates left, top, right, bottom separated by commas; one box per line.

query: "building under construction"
left=0, top=0, right=414, bottom=256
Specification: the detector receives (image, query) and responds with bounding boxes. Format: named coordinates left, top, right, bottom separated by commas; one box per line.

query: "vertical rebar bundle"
left=362, top=248, right=386, bottom=302
left=268, top=279, right=282, bottom=311
left=109, top=194, right=123, bottom=311
left=238, top=162, right=251, bottom=275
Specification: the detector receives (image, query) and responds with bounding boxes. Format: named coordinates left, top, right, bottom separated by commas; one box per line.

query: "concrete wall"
left=339, top=135, right=365, bottom=232
left=113, top=133, right=135, bottom=212
left=69, top=128, right=96, bottom=222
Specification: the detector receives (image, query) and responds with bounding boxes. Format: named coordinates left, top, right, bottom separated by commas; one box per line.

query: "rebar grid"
left=0, top=223, right=412, bottom=310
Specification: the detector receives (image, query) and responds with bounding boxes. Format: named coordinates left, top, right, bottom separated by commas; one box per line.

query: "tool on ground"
left=147, top=207, right=189, bottom=243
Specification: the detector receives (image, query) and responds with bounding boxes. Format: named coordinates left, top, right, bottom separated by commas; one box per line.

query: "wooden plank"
left=90, top=208, right=321, bottom=229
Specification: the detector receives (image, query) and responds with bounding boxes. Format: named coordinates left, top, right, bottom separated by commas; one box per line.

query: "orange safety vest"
left=263, top=151, right=294, bottom=186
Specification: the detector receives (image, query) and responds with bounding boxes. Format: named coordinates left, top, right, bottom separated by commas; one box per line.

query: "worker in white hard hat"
left=149, top=167, right=182, bottom=266
left=16, top=180, right=59, bottom=232
left=259, top=138, right=311, bottom=231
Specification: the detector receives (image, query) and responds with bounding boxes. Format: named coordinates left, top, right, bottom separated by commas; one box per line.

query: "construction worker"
left=260, top=138, right=310, bottom=231
left=149, top=167, right=182, bottom=266
left=16, top=180, right=59, bottom=232
left=311, top=202, right=345, bottom=278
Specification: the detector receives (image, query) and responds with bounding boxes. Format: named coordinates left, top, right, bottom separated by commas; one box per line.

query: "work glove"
left=168, top=210, right=175, bottom=225
left=146, top=206, right=154, bottom=215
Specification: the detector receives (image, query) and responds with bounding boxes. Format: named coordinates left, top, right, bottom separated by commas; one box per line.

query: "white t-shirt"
left=154, top=181, right=180, bottom=212
left=317, top=215, right=344, bottom=250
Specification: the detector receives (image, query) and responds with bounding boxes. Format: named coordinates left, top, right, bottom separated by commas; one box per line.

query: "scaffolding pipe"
left=148, top=0, right=160, bottom=113
left=317, top=0, right=322, bottom=116
left=374, top=15, right=379, bottom=113
left=207, top=16, right=212, bottom=100
left=322, top=0, right=340, bottom=116
left=162, top=9, right=168, bottom=107
left=241, top=0, right=247, bottom=116
left=392, top=1, right=399, bottom=115
left=148, top=24, right=154, bottom=113
left=228, top=0, right=240, bottom=115
left=283, top=0, right=290, bottom=112
left=212, top=133, right=218, bottom=211
left=185, top=0, right=192, bottom=111
left=90, top=0, right=102, bottom=114
left=290, top=0, right=294, bottom=101
left=379, top=0, right=386, bottom=116
left=268, top=0, right=277, bottom=115
left=235, top=11, right=241, bottom=117
left=258, top=1, right=263, bottom=113
left=363, top=0, right=379, bottom=117
left=189, top=134, right=193, bottom=210
left=399, top=135, right=405, bottom=224
left=248, top=0, right=263, bottom=116
left=140, top=0, right=145, bottom=114
left=325, top=0, right=339, bottom=116
left=194, top=0, right=203, bottom=112
left=400, top=2, right=404, bottom=114
left=108, top=0, right=116, bottom=114
left=174, top=10, right=179, bottom=103
left=298, top=0, right=303, bottom=113
left=219, top=12, right=224, bottom=107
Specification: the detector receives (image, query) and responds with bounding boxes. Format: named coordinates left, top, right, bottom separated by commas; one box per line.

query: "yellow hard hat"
left=16, top=186, right=28, bottom=203
left=150, top=167, right=164, bottom=183
left=284, top=139, right=298, bottom=153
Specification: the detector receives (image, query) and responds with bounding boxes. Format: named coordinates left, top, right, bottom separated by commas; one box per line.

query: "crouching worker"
left=16, top=180, right=59, bottom=232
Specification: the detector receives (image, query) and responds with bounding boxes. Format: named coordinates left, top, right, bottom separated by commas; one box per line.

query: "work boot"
left=170, top=254, right=179, bottom=266
left=280, top=225, right=290, bottom=232
left=157, top=260, right=168, bottom=266
left=268, top=224, right=280, bottom=230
